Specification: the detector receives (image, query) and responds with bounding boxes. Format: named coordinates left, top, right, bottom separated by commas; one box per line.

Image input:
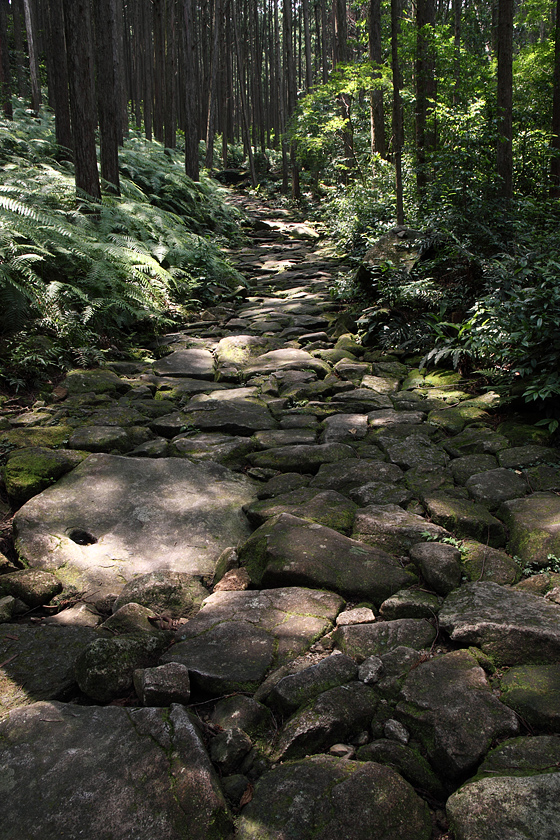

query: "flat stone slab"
left=439, top=581, right=560, bottom=665
left=379, top=435, right=448, bottom=469
left=236, top=755, right=432, bottom=840
left=466, top=468, right=527, bottom=509
left=14, top=454, right=255, bottom=597
left=242, top=348, right=330, bottom=378
left=162, top=587, right=344, bottom=694
left=334, top=619, right=436, bottom=661
left=424, top=493, right=507, bottom=547
left=352, top=504, right=451, bottom=554
left=171, top=431, right=256, bottom=466
left=499, top=492, right=560, bottom=566
left=396, top=649, right=519, bottom=784
left=244, top=488, right=357, bottom=534
left=0, top=702, right=231, bottom=840
left=239, top=513, right=416, bottom=605
left=247, top=443, right=355, bottom=473
left=183, top=398, right=279, bottom=435
left=152, top=348, right=215, bottom=378
left=447, top=773, right=560, bottom=840
left=0, top=624, right=97, bottom=716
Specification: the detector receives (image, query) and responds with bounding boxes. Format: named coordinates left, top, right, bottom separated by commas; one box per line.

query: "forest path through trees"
left=1, top=190, right=560, bottom=838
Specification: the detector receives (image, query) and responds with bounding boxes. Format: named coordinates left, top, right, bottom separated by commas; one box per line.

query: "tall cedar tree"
left=391, top=0, right=404, bottom=224
left=416, top=0, right=436, bottom=196
left=63, top=0, right=101, bottom=200
left=22, top=0, right=41, bottom=112
left=183, top=0, right=200, bottom=180
left=0, top=0, right=13, bottom=119
left=45, top=0, right=73, bottom=153
left=550, top=0, right=560, bottom=196
left=93, top=0, right=121, bottom=193
left=369, top=0, right=386, bottom=161
left=496, top=0, right=513, bottom=199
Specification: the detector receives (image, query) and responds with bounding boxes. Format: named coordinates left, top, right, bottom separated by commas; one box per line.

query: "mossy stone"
left=75, top=631, right=172, bottom=702
left=497, top=420, right=552, bottom=447
left=63, top=368, right=130, bottom=396
left=0, top=426, right=73, bottom=450
left=3, top=447, right=86, bottom=505
left=461, top=539, right=521, bottom=585
left=500, top=664, right=560, bottom=731
left=424, top=492, right=507, bottom=547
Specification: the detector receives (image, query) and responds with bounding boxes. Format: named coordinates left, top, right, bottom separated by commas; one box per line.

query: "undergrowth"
left=0, top=109, right=245, bottom=390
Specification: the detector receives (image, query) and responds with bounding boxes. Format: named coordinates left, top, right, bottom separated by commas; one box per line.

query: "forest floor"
left=0, top=190, right=560, bottom=839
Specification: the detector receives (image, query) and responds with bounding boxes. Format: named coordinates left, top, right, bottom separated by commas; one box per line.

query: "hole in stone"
left=67, top=528, right=97, bottom=546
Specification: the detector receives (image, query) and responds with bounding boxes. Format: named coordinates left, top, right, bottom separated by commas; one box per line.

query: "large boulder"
left=0, top=702, right=232, bottom=840
left=439, top=581, right=560, bottom=665
left=161, top=587, right=344, bottom=694
left=447, top=773, right=560, bottom=840
left=272, top=682, right=378, bottom=761
left=352, top=504, right=450, bottom=555
left=396, top=649, right=519, bottom=785
left=236, top=755, right=432, bottom=840
left=499, top=492, right=560, bottom=566
left=239, top=513, right=416, bottom=605
left=14, top=454, right=256, bottom=598
left=0, top=624, right=97, bottom=716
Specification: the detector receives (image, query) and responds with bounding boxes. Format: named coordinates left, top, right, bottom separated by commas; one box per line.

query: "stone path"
left=1, top=193, right=560, bottom=839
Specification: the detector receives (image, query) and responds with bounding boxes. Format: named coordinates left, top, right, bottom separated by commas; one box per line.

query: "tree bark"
left=93, top=0, right=121, bottom=193
left=45, top=0, right=72, bottom=152
left=416, top=0, right=436, bottom=196
left=391, top=0, right=404, bottom=224
left=12, top=0, right=26, bottom=97
left=551, top=0, right=560, bottom=196
left=452, top=0, right=462, bottom=105
left=283, top=0, right=300, bottom=199
left=22, top=0, right=41, bottom=112
left=233, top=0, right=257, bottom=186
left=153, top=0, right=165, bottom=142
left=63, top=0, right=101, bottom=201
left=183, top=0, right=200, bottom=180
left=0, top=0, right=13, bottom=118
left=496, top=0, right=513, bottom=199
left=302, top=0, right=313, bottom=90
left=205, top=0, right=221, bottom=168
left=368, top=0, right=385, bottom=161
left=164, top=0, right=177, bottom=148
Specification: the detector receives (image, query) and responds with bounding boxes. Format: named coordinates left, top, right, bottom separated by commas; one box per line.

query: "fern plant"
left=0, top=112, right=246, bottom=387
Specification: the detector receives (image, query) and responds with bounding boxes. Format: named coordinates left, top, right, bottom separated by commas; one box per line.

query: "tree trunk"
left=153, top=0, right=165, bottom=142
left=368, top=0, right=386, bottom=161
left=93, top=0, right=121, bottom=193
left=63, top=0, right=101, bottom=201
left=496, top=0, right=513, bottom=199
left=45, top=0, right=72, bottom=152
left=233, top=0, right=257, bottom=186
left=416, top=0, right=436, bottom=196
left=302, top=0, right=313, bottom=90
left=183, top=0, right=200, bottom=180
left=283, top=0, right=300, bottom=199
left=391, top=0, right=404, bottom=224
left=12, top=0, right=26, bottom=97
left=205, top=0, right=221, bottom=169
left=164, top=0, right=177, bottom=148
left=0, top=0, right=13, bottom=118
left=453, top=0, right=461, bottom=105
left=141, top=0, right=153, bottom=141
left=551, top=0, right=560, bottom=196
left=23, top=0, right=41, bottom=112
